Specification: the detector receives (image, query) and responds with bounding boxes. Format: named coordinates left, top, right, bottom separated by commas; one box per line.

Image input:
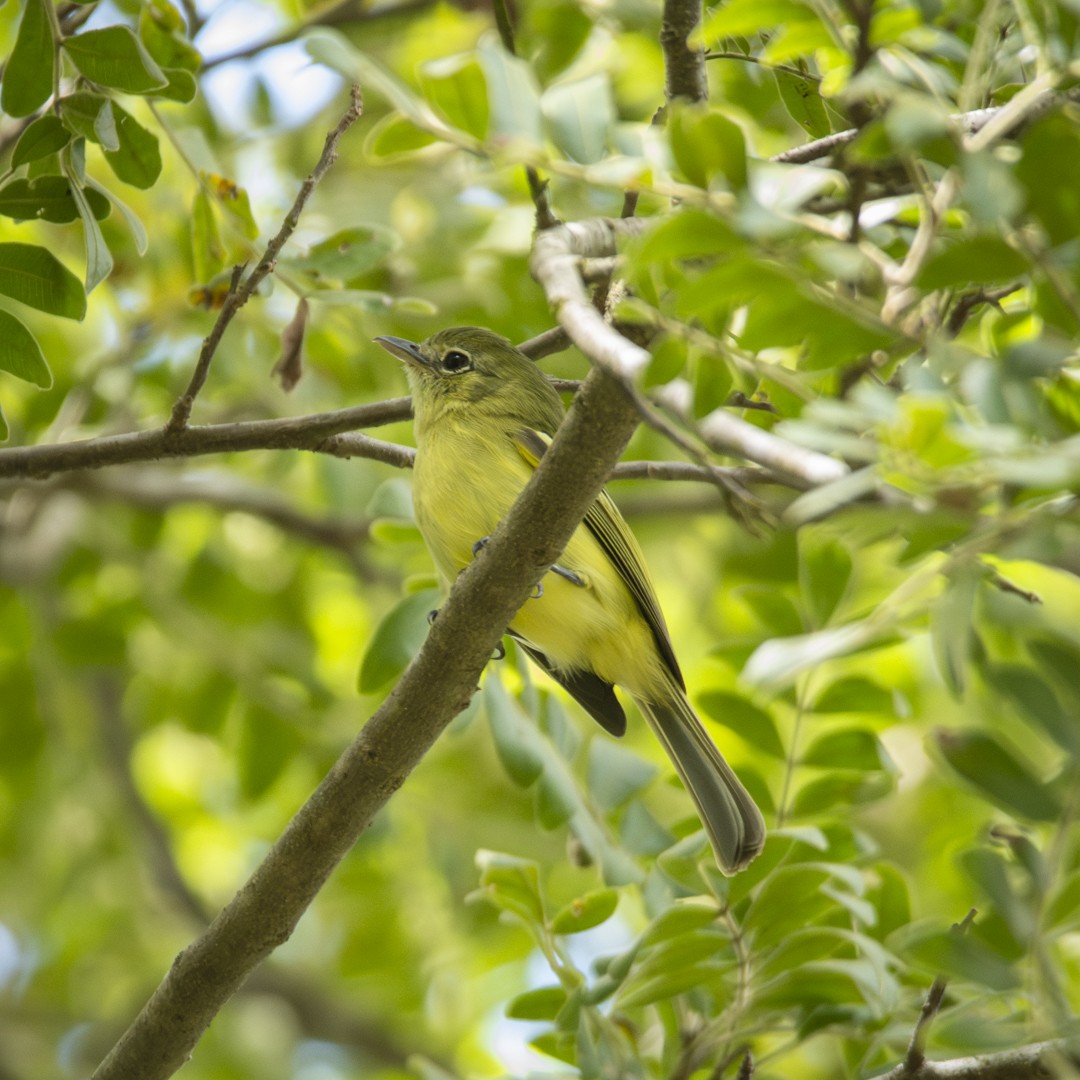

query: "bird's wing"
left=512, top=427, right=685, bottom=690
left=510, top=635, right=627, bottom=736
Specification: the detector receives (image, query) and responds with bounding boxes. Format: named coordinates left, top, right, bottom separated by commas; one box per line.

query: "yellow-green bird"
left=375, top=327, right=766, bottom=874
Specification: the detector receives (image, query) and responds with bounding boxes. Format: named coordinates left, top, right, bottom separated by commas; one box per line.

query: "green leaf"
left=668, top=104, right=747, bottom=190
left=0, top=309, right=51, bottom=388
left=199, top=172, right=259, bottom=241
left=697, top=690, right=785, bottom=757
left=775, top=70, right=830, bottom=138
left=983, top=663, right=1080, bottom=755
left=238, top=702, right=299, bottom=800
left=799, top=537, right=852, bottom=627
left=535, top=767, right=577, bottom=829
left=191, top=189, right=225, bottom=283
left=103, top=103, right=162, bottom=189
left=700, top=0, right=811, bottom=38
left=506, top=986, right=567, bottom=1020
left=138, top=0, right=202, bottom=72
left=365, top=113, right=439, bottom=159
left=802, top=729, right=893, bottom=772
left=154, top=67, right=198, bottom=103
left=63, top=26, right=169, bottom=93
left=524, top=0, right=593, bottom=80
left=919, top=235, right=1030, bottom=290
left=12, top=116, right=71, bottom=167
left=742, top=620, right=883, bottom=688
left=0, top=243, right=85, bottom=320
left=586, top=737, right=656, bottom=810
left=1, top=0, right=55, bottom=118
left=282, top=226, right=398, bottom=283
left=542, top=73, right=613, bottom=164
left=904, top=924, right=1020, bottom=990
left=0, top=176, right=111, bottom=224
left=733, top=585, right=804, bottom=636
left=85, top=176, right=149, bottom=256
left=931, top=562, right=981, bottom=696
left=744, top=865, right=836, bottom=947
left=59, top=91, right=119, bottom=150
left=960, top=849, right=1031, bottom=942
left=868, top=863, right=912, bottom=939
left=550, top=888, right=619, bottom=934
left=420, top=54, right=489, bottom=139
left=484, top=675, right=544, bottom=788
left=813, top=676, right=894, bottom=714
left=933, top=728, right=1061, bottom=821
left=358, top=588, right=438, bottom=693
left=475, top=849, right=545, bottom=926
left=1027, top=637, right=1080, bottom=712
left=65, top=158, right=114, bottom=292
left=477, top=38, right=543, bottom=146
left=792, top=772, right=894, bottom=815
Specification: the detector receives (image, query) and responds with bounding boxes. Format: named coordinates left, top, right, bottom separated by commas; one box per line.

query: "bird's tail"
left=637, top=682, right=766, bottom=874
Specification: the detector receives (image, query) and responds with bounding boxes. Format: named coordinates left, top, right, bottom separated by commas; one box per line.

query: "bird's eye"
left=441, top=349, right=473, bottom=373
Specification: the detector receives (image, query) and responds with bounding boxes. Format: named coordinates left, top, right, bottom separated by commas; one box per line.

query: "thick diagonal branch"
left=90, top=362, right=640, bottom=1080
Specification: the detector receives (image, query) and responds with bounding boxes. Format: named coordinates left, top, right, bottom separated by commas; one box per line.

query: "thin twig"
left=199, top=0, right=435, bottom=71
left=705, top=51, right=822, bottom=82
left=904, top=909, right=976, bottom=1073
left=492, top=0, right=560, bottom=230
left=166, top=86, right=364, bottom=432
left=772, top=86, right=1080, bottom=165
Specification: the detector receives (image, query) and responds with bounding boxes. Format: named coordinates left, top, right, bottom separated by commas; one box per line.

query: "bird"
left=374, top=326, right=766, bottom=873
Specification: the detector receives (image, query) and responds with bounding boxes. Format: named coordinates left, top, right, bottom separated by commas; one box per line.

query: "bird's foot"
left=472, top=536, right=491, bottom=556
left=427, top=608, right=439, bottom=624
left=551, top=563, right=586, bottom=587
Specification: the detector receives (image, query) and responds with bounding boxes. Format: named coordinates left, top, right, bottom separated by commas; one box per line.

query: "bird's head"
left=375, top=326, right=554, bottom=426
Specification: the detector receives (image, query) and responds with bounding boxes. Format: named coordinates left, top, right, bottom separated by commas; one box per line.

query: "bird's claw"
left=472, top=536, right=491, bottom=557
left=427, top=609, right=439, bottom=624
left=531, top=581, right=544, bottom=599
left=551, top=563, right=585, bottom=588
left=492, top=640, right=506, bottom=660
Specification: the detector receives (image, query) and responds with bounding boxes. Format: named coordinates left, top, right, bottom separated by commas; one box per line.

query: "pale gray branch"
left=530, top=217, right=651, bottom=380
left=653, top=381, right=849, bottom=489
left=878, top=1039, right=1076, bottom=1080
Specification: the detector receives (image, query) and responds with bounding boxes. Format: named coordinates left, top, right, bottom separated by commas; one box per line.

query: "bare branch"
left=492, top=0, right=560, bottom=230
left=530, top=217, right=652, bottom=380
left=199, top=0, right=436, bottom=71
left=89, top=360, right=641, bottom=1080
left=0, top=399, right=411, bottom=481
left=772, top=87, right=1080, bottom=165
left=652, top=381, right=849, bottom=489
left=879, top=1040, right=1076, bottom=1080
left=167, top=86, right=364, bottom=432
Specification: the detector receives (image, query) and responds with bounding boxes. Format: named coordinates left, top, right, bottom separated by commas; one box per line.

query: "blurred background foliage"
left=2, top=0, right=1080, bottom=1077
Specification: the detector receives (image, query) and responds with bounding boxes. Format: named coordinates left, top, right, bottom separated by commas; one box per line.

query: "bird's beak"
left=374, top=335, right=429, bottom=368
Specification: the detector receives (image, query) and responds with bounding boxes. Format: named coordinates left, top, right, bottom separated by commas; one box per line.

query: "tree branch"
left=0, top=399, right=411, bottom=481
left=879, top=1040, right=1076, bottom=1079
left=90, top=361, right=641, bottom=1080
left=661, top=0, right=708, bottom=104
left=530, top=217, right=652, bottom=379
left=199, top=0, right=436, bottom=71
left=771, top=87, right=1079, bottom=165
left=91, top=680, right=444, bottom=1071
left=166, top=86, right=364, bottom=431
left=652, top=381, right=848, bottom=489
